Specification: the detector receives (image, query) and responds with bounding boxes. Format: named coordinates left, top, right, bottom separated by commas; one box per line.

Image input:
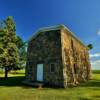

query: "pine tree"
left=0, top=16, right=19, bottom=78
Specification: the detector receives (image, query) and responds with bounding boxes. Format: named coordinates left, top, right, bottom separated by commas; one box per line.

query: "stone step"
left=22, top=80, right=44, bottom=87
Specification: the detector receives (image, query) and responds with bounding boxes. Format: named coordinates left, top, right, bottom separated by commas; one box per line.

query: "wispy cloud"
left=91, top=60, right=100, bottom=65
left=91, top=60, right=100, bottom=69
left=97, top=29, right=100, bottom=36
left=90, top=53, right=100, bottom=69
left=90, top=53, right=100, bottom=58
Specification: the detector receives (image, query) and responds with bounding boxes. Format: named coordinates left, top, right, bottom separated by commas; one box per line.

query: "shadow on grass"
left=0, top=70, right=100, bottom=89
left=0, top=76, right=25, bottom=87
left=0, top=76, right=39, bottom=89
left=80, top=78, right=100, bottom=86
left=0, top=76, right=100, bottom=90
left=79, top=71, right=100, bottom=88
left=0, top=76, right=34, bottom=89
left=92, top=70, right=100, bottom=74
left=92, top=95, right=100, bottom=99
left=79, top=97, right=92, bottom=100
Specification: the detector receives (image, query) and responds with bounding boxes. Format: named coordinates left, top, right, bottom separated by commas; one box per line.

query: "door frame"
left=36, top=64, right=43, bottom=82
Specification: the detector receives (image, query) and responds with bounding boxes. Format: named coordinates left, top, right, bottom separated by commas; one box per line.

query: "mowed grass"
left=0, top=70, right=100, bottom=100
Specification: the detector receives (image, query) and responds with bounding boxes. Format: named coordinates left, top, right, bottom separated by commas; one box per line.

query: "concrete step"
left=22, top=80, right=44, bottom=87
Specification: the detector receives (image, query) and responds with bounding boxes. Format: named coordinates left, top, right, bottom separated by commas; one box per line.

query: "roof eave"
left=28, top=24, right=87, bottom=49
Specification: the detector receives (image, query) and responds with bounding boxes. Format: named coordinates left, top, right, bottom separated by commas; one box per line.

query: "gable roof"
left=29, top=24, right=87, bottom=48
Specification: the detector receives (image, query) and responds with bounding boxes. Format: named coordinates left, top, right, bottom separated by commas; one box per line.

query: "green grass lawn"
left=0, top=70, right=100, bottom=100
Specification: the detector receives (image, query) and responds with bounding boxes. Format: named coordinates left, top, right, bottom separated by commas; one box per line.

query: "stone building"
left=25, top=25, right=91, bottom=87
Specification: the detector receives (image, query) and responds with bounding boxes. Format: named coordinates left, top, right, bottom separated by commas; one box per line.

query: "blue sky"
left=0, top=0, right=100, bottom=69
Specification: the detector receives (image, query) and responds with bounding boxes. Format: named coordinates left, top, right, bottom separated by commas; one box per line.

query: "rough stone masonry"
left=25, top=25, right=91, bottom=88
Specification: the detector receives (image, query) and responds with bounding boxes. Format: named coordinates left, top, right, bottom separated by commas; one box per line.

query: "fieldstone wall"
left=25, top=26, right=91, bottom=88
left=25, top=30, right=64, bottom=87
left=61, top=28, right=91, bottom=87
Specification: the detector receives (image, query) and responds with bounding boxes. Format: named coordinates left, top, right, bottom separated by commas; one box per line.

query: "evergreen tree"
left=0, top=16, right=19, bottom=78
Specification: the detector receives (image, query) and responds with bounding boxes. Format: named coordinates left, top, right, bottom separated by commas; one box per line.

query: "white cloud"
left=97, top=29, right=100, bottom=35
left=91, top=60, right=100, bottom=65
left=91, top=60, right=100, bottom=69
left=90, top=53, right=100, bottom=58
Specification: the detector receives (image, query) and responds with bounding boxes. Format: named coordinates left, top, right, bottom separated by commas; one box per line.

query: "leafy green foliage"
left=16, top=36, right=27, bottom=68
left=87, top=44, right=93, bottom=50
left=0, top=16, right=19, bottom=78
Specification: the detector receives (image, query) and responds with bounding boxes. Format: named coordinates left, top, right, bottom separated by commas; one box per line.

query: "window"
left=74, top=64, right=77, bottom=74
left=71, top=39, right=74, bottom=50
left=50, top=63, right=55, bottom=73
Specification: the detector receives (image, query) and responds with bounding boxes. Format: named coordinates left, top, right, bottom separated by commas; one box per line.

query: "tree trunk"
left=5, top=67, right=8, bottom=78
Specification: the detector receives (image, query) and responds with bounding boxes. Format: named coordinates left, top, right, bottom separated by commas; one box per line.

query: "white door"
left=37, top=64, right=43, bottom=81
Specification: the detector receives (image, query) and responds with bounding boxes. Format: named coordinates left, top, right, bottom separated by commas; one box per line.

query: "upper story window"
left=71, top=39, right=74, bottom=50
left=74, top=64, right=77, bottom=74
left=50, top=63, right=55, bottom=73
